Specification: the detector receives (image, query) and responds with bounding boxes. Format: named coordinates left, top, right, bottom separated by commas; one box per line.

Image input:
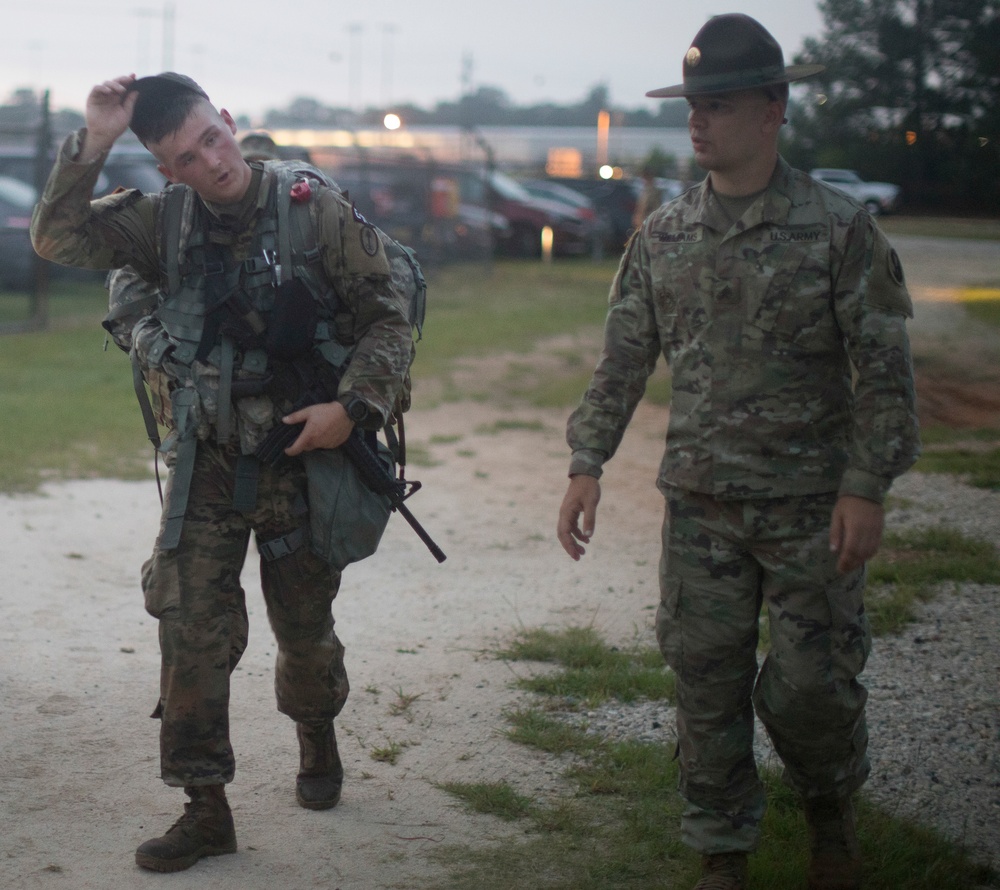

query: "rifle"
left=254, top=378, right=446, bottom=564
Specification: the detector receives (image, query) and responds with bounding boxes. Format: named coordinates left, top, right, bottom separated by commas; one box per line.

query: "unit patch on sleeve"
left=359, top=225, right=379, bottom=257
left=888, top=247, right=904, bottom=285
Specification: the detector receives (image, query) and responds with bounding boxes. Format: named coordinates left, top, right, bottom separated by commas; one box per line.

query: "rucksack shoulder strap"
left=158, top=183, right=196, bottom=294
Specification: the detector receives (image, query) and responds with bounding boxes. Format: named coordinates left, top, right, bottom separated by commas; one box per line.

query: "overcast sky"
left=2, top=1, right=825, bottom=124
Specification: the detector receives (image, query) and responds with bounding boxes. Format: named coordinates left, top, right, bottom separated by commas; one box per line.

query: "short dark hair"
left=128, top=73, right=211, bottom=146
left=763, top=83, right=790, bottom=104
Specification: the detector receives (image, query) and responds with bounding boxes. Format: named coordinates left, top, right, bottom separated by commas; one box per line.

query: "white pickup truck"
left=810, top=168, right=901, bottom=215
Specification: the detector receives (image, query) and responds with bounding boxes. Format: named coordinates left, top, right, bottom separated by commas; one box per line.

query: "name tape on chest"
left=652, top=230, right=703, bottom=244
left=769, top=228, right=826, bottom=243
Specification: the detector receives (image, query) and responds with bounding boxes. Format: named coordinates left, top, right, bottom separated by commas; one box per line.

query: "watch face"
left=348, top=399, right=368, bottom=422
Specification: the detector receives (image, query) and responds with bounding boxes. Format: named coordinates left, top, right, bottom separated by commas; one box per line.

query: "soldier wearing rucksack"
left=31, top=72, right=417, bottom=872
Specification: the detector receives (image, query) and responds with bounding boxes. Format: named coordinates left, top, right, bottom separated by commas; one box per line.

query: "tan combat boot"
left=692, top=851, right=748, bottom=889
left=134, top=784, right=237, bottom=872
left=296, top=720, right=344, bottom=810
left=803, top=795, right=862, bottom=890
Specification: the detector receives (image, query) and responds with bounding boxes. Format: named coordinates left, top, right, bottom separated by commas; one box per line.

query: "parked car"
left=543, top=177, right=639, bottom=252
left=470, top=171, right=599, bottom=258
left=0, top=174, right=37, bottom=291
left=810, top=168, right=901, bottom=215
left=521, top=179, right=609, bottom=255
left=330, top=160, right=509, bottom=262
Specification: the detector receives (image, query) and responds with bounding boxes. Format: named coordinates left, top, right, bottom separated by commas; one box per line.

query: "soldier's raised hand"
left=81, top=75, right=139, bottom=161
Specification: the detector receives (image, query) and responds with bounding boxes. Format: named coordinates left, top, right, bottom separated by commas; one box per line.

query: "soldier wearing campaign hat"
left=559, top=14, right=919, bottom=890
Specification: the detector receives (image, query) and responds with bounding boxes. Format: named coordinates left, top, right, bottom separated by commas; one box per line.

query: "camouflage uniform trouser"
left=141, top=440, right=348, bottom=787
left=655, top=488, right=871, bottom=855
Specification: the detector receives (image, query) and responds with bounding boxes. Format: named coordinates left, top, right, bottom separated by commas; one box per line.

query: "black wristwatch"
left=342, top=396, right=370, bottom=424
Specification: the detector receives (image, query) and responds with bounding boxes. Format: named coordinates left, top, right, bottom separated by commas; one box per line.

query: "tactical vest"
left=126, top=160, right=425, bottom=550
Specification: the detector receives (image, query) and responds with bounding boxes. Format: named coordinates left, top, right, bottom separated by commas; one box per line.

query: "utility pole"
left=380, top=23, right=397, bottom=107
left=347, top=22, right=364, bottom=111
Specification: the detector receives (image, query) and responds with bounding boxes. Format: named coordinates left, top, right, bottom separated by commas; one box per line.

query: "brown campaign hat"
left=646, top=14, right=824, bottom=98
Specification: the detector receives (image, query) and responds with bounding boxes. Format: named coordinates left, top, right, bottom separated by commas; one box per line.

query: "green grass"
left=0, top=261, right=627, bottom=493
left=914, top=426, right=1000, bottom=490
left=411, top=259, right=672, bottom=409
left=0, top=283, right=155, bottom=493
left=436, top=780, right=536, bottom=822
left=963, top=295, right=1000, bottom=327
left=429, top=626, right=997, bottom=890
left=499, top=626, right=675, bottom=707
left=416, top=260, right=616, bottom=372
left=865, top=526, right=1000, bottom=634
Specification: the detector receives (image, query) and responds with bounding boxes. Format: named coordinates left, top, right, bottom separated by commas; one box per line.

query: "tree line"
left=785, top=0, right=999, bottom=212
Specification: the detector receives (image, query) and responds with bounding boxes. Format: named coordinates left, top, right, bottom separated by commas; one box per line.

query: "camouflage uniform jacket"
left=567, top=157, right=920, bottom=504
left=31, top=131, right=413, bottom=454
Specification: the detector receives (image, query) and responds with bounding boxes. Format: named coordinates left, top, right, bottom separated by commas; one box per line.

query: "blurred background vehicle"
left=328, top=160, right=601, bottom=261
left=541, top=177, right=640, bottom=253
left=810, top=168, right=901, bottom=215
left=480, top=171, right=598, bottom=258
left=0, top=144, right=162, bottom=291
left=0, top=144, right=166, bottom=198
left=331, top=160, right=509, bottom=263
left=0, top=174, right=36, bottom=291
left=520, top=179, right=609, bottom=255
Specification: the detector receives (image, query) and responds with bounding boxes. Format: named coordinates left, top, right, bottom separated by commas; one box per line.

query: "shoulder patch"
left=359, top=224, right=380, bottom=257
left=888, top=247, right=904, bottom=286
left=865, top=230, right=912, bottom=317
left=340, top=198, right=390, bottom=276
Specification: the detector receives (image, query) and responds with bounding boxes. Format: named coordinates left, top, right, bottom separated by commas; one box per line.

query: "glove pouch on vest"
left=304, top=444, right=394, bottom=570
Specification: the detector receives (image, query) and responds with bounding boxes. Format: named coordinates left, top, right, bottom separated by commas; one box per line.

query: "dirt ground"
left=1, top=233, right=998, bottom=890
left=893, top=234, right=1000, bottom=430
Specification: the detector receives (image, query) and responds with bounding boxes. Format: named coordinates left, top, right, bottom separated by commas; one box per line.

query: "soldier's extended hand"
left=829, top=495, right=885, bottom=574
left=283, top=401, right=355, bottom=457
left=82, top=75, right=139, bottom=160
left=557, top=474, right=601, bottom=560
